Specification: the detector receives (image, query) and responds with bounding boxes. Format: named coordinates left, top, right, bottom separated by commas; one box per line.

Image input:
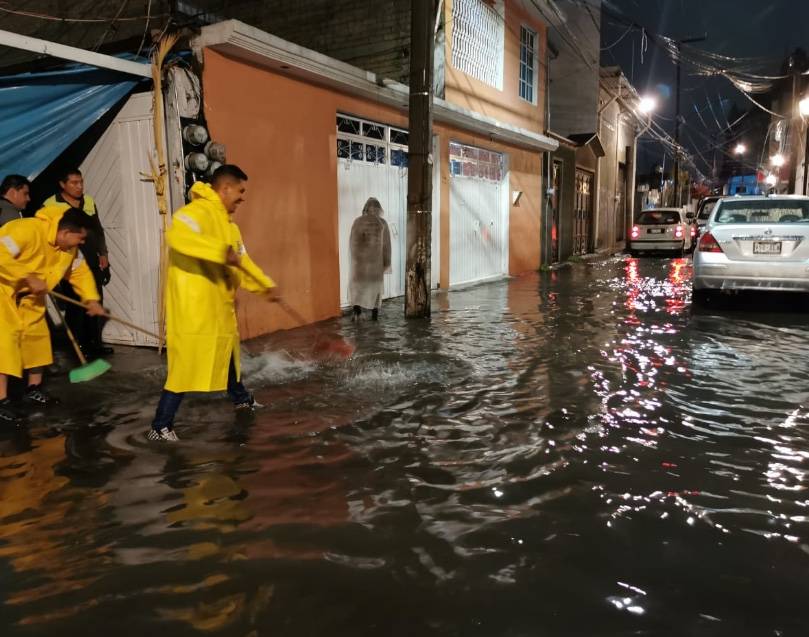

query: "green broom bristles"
left=69, top=358, right=112, bottom=384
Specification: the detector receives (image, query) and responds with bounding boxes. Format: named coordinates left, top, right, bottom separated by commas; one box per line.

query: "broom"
left=48, top=294, right=111, bottom=383
left=49, top=291, right=163, bottom=344
left=236, top=265, right=355, bottom=359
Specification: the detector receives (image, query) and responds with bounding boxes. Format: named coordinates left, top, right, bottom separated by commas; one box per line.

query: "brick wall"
left=237, top=0, right=413, bottom=83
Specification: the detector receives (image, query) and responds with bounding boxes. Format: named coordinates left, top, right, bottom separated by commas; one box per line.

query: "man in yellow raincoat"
left=0, top=207, right=105, bottom=423
left=149, top=164, right=278, bottom=441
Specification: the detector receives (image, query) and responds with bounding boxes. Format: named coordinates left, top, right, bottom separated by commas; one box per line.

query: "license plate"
left=648, top=228, right=664, bottom=234
left=753, top=241, right=782, bottom=254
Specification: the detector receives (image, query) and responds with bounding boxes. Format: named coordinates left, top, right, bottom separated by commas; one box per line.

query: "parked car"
left=629, top=208, right=695, bottom=256
left=692, top=195, right=809, bottom=302
left=695, top=195, right=722, bottom=238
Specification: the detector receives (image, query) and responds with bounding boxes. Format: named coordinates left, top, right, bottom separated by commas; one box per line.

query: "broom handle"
left=49, top=290, right=163, bottom=342
left=235, top=264, right=313, bottom=329
left=47, top=294, right=88, bottom=365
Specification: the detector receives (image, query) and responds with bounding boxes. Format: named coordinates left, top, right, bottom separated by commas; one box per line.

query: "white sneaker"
left=234, top=397, right=264, bottom=411
left=147, top=427, right=179, bottom=442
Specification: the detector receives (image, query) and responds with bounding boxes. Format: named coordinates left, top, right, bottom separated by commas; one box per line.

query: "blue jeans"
left=151, top=357, right=252, bottom=431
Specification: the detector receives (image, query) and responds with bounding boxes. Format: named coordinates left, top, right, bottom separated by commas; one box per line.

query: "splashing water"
left=241, top=349, right=318, bottom=385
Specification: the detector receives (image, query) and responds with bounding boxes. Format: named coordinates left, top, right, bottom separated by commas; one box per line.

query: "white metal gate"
left=81, top=91, right=162, bottom=346
left=336, top=114, right=440, bottom=307
left=449, top=142, right=508, bottom=286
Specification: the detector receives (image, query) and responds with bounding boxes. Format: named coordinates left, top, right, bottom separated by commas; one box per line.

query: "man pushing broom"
left=0, top=206, right=106, bottom=424
left=148, top=164, right=280, bottom=442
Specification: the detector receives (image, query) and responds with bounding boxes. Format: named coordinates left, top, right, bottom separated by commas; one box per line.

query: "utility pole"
left=405, top=0, right=436, bottom=319
left=673, top=34, right=706, bottom=207
left=788, top=53, right=802, bottom=194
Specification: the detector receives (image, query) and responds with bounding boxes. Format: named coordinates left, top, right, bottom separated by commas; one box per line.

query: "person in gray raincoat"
left=349, top=197, right=391, bottom=320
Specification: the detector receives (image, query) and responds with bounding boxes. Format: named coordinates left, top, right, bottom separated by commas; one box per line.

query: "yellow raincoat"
left=164, top=182, right=274, bottom=393
left=0, top=206, right=100, bottom=378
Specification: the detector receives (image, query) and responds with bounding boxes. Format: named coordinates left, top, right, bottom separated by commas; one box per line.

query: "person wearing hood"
left=0, top=175, right=31, bottom=227
left=0, top=206, right=105, bottom=423
left=349, top=197, right=392, bottom=321
left=148, top=164, right=279, bottom=442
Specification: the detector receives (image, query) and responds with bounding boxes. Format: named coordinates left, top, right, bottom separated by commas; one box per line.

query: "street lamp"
left=800, top=95, right=809, bottom=117
left=734, top=143, right=746, bottom=155
left=638, top=96, right=657, bottom=115
left=771, top=153, right=785, bottom=167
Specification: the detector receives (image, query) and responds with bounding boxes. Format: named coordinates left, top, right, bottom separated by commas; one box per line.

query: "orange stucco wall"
left=444, top=0, right=546, bottom=134
left=202, top=49, right=410, bottom=337
left=202, top=48, right=542, bottom=339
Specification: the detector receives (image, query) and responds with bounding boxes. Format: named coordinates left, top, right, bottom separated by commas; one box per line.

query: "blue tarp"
left=0, top=56, right=147, bottom=179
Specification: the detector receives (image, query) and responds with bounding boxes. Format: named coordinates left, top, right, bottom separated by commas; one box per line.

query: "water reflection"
left=1, top=257, right=809, bottom=634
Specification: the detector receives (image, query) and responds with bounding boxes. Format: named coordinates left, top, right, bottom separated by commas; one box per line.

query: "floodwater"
left=3, top=256, right=809, bottom=636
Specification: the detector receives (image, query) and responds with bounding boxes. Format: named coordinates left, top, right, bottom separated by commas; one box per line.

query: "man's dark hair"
left=58, top=207, right=93, bottom=232
left=1, top=174, right=31, bottom=196
left=211, top=164, right=248, bottom=188
left=57, top=167, right=82, bottom=184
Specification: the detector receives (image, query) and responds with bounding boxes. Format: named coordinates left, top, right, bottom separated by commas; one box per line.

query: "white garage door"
left=336, top=114, right=440, bottom=307
left=449, top=142, right=508, bottom=286
left=80, top=92, right=162, bottom=346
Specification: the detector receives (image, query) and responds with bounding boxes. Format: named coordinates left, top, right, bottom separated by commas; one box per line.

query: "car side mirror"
left=686, top=212, right=695, bottom=220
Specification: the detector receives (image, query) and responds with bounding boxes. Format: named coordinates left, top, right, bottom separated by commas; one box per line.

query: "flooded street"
left=4, top=256, right=809, bottom=636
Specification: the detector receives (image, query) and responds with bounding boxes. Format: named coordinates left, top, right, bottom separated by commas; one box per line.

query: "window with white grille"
left=336, top=114, right=409, bottom=167
left=449, top=142, right=504, bottom=182
left=519, top=26, right=537, bottom=104
left=451, top=0, right=505, bottom=91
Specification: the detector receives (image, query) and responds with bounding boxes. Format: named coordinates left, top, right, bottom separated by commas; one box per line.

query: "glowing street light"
left=800, top=95, right=809, bottom=117
left=638, top=96, right=658, bottom=115
left=734, top=143, right=747, bottom=155
left=771, top=153, right=785, bottom=167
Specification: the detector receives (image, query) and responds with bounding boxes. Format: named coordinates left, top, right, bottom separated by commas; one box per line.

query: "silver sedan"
left=692, top=195, right=809, bottom=301
left=629, top=208, right=695, bottom=256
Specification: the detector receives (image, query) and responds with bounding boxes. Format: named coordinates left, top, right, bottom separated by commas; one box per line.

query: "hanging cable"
left=640, top=28, right=647, bottom=65
left=601, top=23, right=634, bottom=52
left=0, top=3, right=165, bottom=23
left=136, top=0, right=153, bottom=57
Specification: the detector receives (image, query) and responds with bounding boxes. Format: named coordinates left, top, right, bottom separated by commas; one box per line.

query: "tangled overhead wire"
left=657, top=35, right=788, bottom=93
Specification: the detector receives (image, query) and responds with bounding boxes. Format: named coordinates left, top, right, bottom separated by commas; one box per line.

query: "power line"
left=601, top=23, right=634, bottom=52
left=0, top=3, right=166, bottom=23
left=136, top=0, right=154, bottom=57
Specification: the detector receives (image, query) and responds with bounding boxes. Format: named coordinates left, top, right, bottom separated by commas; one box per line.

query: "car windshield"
left=637, top=211, right=680, bottom=225
left=713, top=200, right=809, bottom=224
left=697, top=200, right=718, bottom=220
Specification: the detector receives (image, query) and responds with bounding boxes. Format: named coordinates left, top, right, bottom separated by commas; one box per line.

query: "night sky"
left=599, top=0, right=809, bottom=176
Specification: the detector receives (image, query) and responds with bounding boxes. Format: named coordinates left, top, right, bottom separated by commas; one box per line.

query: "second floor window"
left=519, top=26, right=537, bottom=103
left=451, top=0, right=505, bottom=90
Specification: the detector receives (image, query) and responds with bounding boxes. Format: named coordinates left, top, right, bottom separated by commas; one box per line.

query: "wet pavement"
left=3, top=255, right=809, bottom=636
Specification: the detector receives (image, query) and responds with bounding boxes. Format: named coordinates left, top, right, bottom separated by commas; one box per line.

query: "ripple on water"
left=2, top=260, right=809, bottom=634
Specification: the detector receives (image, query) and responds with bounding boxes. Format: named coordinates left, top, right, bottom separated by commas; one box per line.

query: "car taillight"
left=690, top=225, right=696, bottom=238
left=631, top=225, right=640, bottom=239
left=698, top=232, right=723, bottom=253
left=675, top=226, right=684, bottom=239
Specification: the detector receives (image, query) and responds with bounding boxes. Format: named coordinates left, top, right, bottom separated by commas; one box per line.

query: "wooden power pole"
left=405, top=0, right=436, bottom=318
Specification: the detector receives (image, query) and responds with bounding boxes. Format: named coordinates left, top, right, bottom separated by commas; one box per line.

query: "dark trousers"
left=151, top=357, right=251, bottom=430
left=60, top=269, right=106, bottom=353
